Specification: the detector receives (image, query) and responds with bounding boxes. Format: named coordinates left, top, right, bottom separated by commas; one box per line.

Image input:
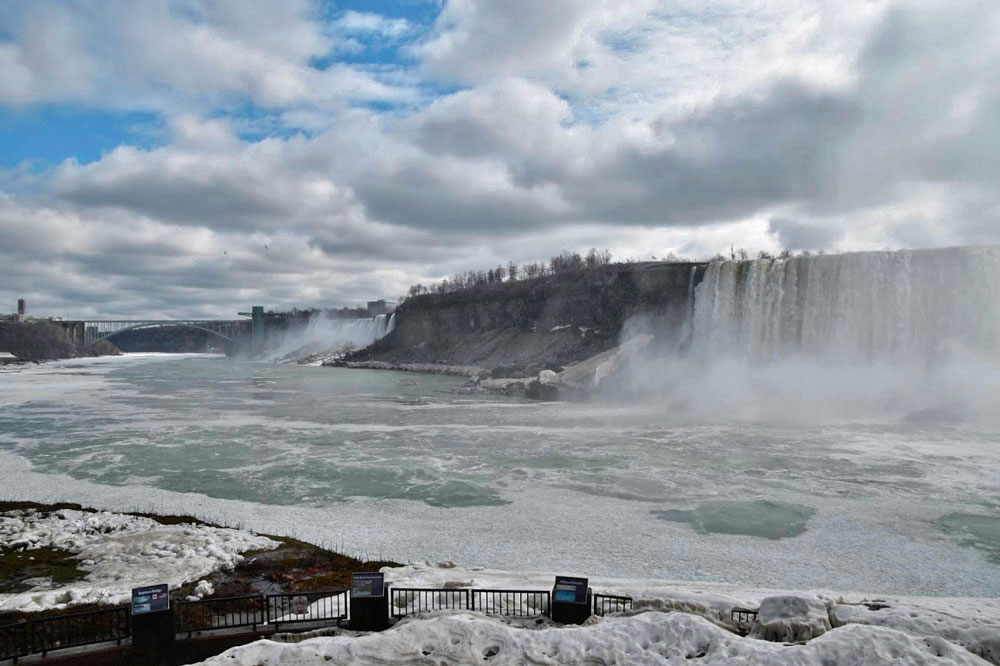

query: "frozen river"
left=1, top=353, right=998, bottom=597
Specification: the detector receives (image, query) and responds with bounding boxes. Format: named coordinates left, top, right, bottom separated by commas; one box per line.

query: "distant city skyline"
left=1, top=0, right=998, bottom=318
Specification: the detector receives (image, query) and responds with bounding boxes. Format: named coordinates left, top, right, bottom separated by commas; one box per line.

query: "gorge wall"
left=346, top=262, right=706, bottom=374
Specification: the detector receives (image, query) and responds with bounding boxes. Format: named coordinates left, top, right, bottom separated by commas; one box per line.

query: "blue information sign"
left=553, top=576, right=589, bottom=604
left=351, top=572, right=385, bottom=598
left=132, top=584, right=170, bottom=615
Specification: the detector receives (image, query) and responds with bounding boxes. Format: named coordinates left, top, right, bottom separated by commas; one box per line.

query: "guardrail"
left=391, top=588, right=470, bottom=618
left=593, top=593, right=633, bottom=616
left=1, top=584, right=641, bottom=662
left=267, top=590, right=348, bottom=630
left=731, top=607, right=759, bottom=626
left=175, top=594, right=265, bottom=637
left=0, top=622, right=30, bottom=662
left=0, top=606, right=130, bottom=661
left=470, top=589, right=550, bottom=618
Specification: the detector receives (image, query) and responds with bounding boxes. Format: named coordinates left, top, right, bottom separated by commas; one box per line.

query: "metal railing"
left=1, top=584, right=642, bottom=661
left=593, top=593, right=633, bottom=616
left=0, top=606, right=130, bottom=661
left=391, top=588, right=470, bottom=618
left=470, top=590, right=550, bottom=618
left=175, top=594, right=265, bottom=637
left=266, top=590, right=348, bottom=630
left=0, top=622, right=30, bottom=661
left=731, top=607, right=758, bottom=626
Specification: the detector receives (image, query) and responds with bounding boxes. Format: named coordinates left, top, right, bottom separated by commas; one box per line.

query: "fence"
left=175, top=593, right=265, bottom=637
left=730, top=607, right=757, bottom=626
left=593, top=593, right=633, bottom=616
left=391, top=588, right=470, bottom=618
left=470, top=590, right=550, bottom=618
left=0, top=606, right=130, bottom=661
left=1, top=585, right=638, bottom=662
left=267, top=590, right=348, bottom=630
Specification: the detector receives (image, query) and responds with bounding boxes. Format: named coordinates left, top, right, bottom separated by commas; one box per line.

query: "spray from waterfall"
left=610, top=246, right=1000, bottom=423
left=269, top=312, right=396, bottom=363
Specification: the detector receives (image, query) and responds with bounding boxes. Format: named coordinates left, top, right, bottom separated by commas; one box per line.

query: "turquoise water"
left=1, top=354, right=998, bottom=596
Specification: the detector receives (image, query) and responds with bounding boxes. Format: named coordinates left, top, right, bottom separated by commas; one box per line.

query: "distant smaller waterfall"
left=269, top=312, right=397, bottom=361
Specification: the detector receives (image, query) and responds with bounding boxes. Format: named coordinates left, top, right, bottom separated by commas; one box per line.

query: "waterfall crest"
left=690, top=246, right=1000, bottom=363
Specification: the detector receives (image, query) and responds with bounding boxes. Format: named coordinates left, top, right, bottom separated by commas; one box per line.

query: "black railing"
left=731, top=607, right=758, bottom=626
left=0, top=606, right=130, bottom=660
left=470, top=590, right=549, bottom=618
left=0, top=622, right=30, bottom=661
left=593, top=593, right=633, bottom=616
left=1, top=584, right=639, bottom=661
left=266, top=590, right=348, bottom=630
left=391, top=588, right=470, bottom=618
left=175, top=594, right=265, bottom=637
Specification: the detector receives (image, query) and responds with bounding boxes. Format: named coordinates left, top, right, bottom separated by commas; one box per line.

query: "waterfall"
left=269, top=313, right=397, bottom=361
left=690, top=246, right=1000, bottom=363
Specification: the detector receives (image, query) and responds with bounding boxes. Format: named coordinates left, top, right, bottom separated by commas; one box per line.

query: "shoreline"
left=324, top=359, right=487, bottom=378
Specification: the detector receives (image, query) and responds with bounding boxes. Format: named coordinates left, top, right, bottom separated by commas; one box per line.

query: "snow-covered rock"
left=538, top=369, right=559, bottom=385
left=751, top=594, right=831, bottom=641
left=195, top=611, right=990, bottom=665
left=186, top=579, right=216, bottom=601
left=0, top=509, right=278, bottom=612
left=381, top=563, right=1000, bottom=663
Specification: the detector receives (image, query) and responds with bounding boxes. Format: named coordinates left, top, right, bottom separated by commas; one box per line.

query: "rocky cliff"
left=345, top=262, right=706, bottom=375
left=0, top=321, right=120, bottom=361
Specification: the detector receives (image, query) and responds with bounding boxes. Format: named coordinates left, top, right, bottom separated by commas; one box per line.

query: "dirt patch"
left=0, top=546, right=87, bottom=594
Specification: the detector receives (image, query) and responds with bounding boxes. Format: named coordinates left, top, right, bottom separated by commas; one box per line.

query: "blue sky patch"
left=0, top=107, right=164, bottom=168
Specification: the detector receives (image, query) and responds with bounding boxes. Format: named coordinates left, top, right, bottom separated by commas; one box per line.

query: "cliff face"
left=0, top=321, right=120, bottom=361
left=348, top=262, right=706, bottom=373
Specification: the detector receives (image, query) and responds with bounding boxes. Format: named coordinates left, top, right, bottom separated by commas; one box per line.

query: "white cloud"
left=0, top=0, right=414, bottom=110
left=1, top=0, right=1000, bottom=316
left=334, top=11, right=412, bottom=38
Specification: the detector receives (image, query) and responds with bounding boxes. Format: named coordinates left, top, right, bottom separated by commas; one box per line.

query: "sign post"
left=550, top=576, right=592, bottom=624
left=130, top=584, right=175, bottom=665
left=349, top=572, right=390, bottom=631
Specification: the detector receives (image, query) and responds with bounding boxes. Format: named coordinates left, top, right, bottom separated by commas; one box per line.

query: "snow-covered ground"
left=0, top=508, right=277, bottom=612
left=196, top=563, right=1000, bottom=665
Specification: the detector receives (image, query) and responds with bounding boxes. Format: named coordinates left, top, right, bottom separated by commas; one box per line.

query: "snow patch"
left=195, top=612, right=988, bottom=666
left=383, top=563, right=1000, bottom=663
left=0, top=509, right=277, bottom=612
left=751, top=595, right=831, bottom=641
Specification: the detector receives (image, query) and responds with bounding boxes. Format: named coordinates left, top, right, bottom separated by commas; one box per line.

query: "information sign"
left=553, top=576, right=589, bottom=604
left=132, top=584, right=170, bottom=615
left=351, top=572, right=385, bottom=598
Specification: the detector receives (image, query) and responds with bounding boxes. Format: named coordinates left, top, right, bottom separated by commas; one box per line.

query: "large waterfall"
left=613, top=246, right=1000, bottom=421
left=690, top=246, right=1000, bottom=363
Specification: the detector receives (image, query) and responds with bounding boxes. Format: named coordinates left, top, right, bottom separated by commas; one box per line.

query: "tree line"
left=403, top=246, right=829, bottom=301
left=405, top=248, right=614, bottom=298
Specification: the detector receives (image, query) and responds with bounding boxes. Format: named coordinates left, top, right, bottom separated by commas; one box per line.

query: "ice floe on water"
left=194, top=562, right=1000, bottom=665
left=0, top=508, right=277, bottom=612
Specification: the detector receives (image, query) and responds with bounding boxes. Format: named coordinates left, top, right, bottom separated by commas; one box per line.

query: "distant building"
left=366, top=300, right=395, bottom=316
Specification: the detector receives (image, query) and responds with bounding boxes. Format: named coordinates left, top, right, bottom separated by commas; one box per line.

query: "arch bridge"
left=82, top=320, right=247, bottom=346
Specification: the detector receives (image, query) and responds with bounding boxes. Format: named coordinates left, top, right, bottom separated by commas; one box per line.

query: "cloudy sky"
left=1, top=0, right=997, bottom=318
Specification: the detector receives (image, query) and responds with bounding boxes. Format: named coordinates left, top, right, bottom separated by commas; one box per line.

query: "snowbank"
left=380, top=564, right=1000, bottom=663
left=0, top=508, right=277, bottom=612
left=197, top=611, right=989, bottom=665
left=187, top=562, right=1000, bottom=664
